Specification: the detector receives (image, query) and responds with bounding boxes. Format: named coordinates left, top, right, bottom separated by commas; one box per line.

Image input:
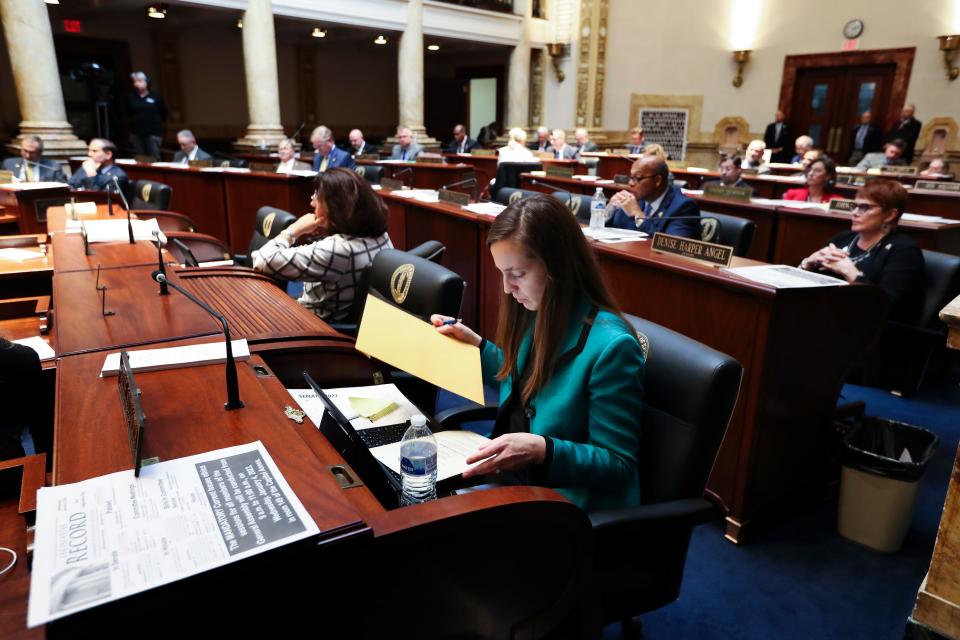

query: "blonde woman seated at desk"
left=433, top=195, right=645, bottom=512
left=252, top=168, right=393, bottom=321
left=497, top=128, right=535, bottom=164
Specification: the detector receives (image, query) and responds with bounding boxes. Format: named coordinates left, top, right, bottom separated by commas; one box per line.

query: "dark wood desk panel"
left=52, top=265, right=220, bottom=356
left=0, top=183, right=71, bottom=235
left=0, top=235, right=52, bottom=298
left=773, top=206, right=960, bottom=265
left=521, top=173, right=623, bottom=197
left=592, top=153, right=636, bottom=179
left=222, top=172, right=314, bottom=254
left=908, top=188, right=960, bottom=220
left=441, top=153, right=497, bottom=186
left=384, top=196, right=408, bottom=251
left=119, top=164, right=230, bottom=239
left=50, top=233, right=170, bottom=273
left=692, top=197, right=779, bottom=262
left=378, top=161, right=478, bottom=191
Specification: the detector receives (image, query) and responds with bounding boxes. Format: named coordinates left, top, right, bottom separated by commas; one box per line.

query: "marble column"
left=396, top=0, right=436, bottom=146
left=0, top=0, right=86, bottom=159
left=505, top=1, right=532, bottom=132
left=234, top=0, right=286, bottom=151
left=575, top=0, right=609, bottom=140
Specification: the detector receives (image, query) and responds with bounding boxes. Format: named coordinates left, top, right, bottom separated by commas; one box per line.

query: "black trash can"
left=838, top=417, right=938, bottom=551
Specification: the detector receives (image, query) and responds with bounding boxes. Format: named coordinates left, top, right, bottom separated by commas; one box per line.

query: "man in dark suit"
left=627, top=127, right=645, bottom=154
left=606, top=155, right=700, bottom=239
left=885, top=104, right=922, bottom=163
left=702, top=155, right=754, bottom=193
left=311, top=126, right=355, bottom=172
left=550, top=129, right=577, bottom=160
left=172, top=129, right=213, bottom=164
left=444, top=124, right=479, bottom=154
left=574, top=127, right=599, bottom=158
left=763, top=110, right=794, bottom=164
left=528, top=126, right=552, bottom=153
left=68, top=138, right=132, bottom=200
left=348, top=129, right=378, bottom=158
left=1, top=134, right=66, bottom=182
left=846, top=111, right=882, bottom=166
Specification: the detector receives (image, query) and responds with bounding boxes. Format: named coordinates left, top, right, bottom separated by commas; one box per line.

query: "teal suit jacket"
left=480, top=302, right=644, bottom=511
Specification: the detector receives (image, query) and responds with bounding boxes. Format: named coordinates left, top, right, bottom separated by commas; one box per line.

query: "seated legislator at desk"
left=433, top=195, right=644, bottom=511
left=550, top=129, right=578, bottom=160
left=702, top=154, right=754, bottom=193
left=276, top=138, right=312, bottom=173
left=444, top=124, right=480, bottom=155
left=627, top=127, right=646, bottom=155
left=348, top=128, right=378, bottom=158
left=390, top=125, right=423, bottom=161
left=791, top=134, right=814, bottom=164
left=743, top=139, right=771, bottom=174
left=799, top=179, right=924, bottom=321
left=528, top=126, right=553, bottom=153
left=311, top=125, right=355, bottom=172
left=919, top=157, right=949, bottom=178
left=172, top=128, right=213, bottom=164
left=855, top=139, right=907, bottom=172
left=498, top=128, right=536, bottom=164
left=606, top=155, right=701, bottom=238
left=783, top=156, right=843, bottom=203
left=1, top=134, right=66, bottom=182
left=252, top=167, right=392, bottom=321
left=67, top=137, right=131, bottom=199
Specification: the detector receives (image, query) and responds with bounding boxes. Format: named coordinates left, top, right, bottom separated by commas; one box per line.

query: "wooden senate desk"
left=0, top=183, right=71, bottom=235
left=379, top=189, right=888, bottom=543
left=0, top=235, right=52, bottom=299
left=376, top=160, right=480, bottom=191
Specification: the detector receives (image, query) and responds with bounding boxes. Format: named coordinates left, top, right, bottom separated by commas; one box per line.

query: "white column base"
left=233, top=124, right=288, bottom=152
left=5, top=121, right=87, bottom=159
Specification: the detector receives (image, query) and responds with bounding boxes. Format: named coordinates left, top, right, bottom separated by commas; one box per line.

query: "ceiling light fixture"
left=374, top=35, right=387, bottom=45
left=44, top=0, right=60, bottom=5
left=312, top=27, right=327, bottom=38
left=146, top=4, right=167, bottom=19
left=427, top=44, right=440, bottom=51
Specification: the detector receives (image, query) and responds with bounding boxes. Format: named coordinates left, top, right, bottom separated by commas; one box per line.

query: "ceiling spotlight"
left=237, top=18, right=243, bottom=28
left=312, top=27, right=327, bottom=38
left=374, top=35, right=387, bottom=45
left=44, top=0, right=60, bottom=5
left=427, top=44, right=440, bottom=51
left=146, top=4, right=167, bottom=19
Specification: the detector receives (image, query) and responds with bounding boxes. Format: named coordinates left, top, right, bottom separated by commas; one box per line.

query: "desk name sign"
left=651, top=232, right=734, bottom=268
left=134, top=155, right=155, bottom=165
left=188, top=159, right=213, bottom=168
left=741, top=168, right=759, bottom=176
left=0, top=170, right=13, bottom=184
left=837, top=174, right=868, bottom=186
left=880, top=165, right=919, bottom=176
left=248, top=161, right=276, bottom=173
left=416, top=155, right=445, bottom=164
left=613, top=174, right=631, bottom=185
left=613, top=148, right=634, bottom=156
left=381, top=177, right=404, bottom=190
left=357, top=153, right=380, bottom=162
left=545, top=164, right=575, bottom=178
left=703, top=184, right=752, bottom=202
left=470, top=149, right=497, bottom=156
left=915, top=180, right=960, bottom=192
left=828, top=198, right=857, bottom=213
left=438, top=189, right=470, bottom=205
left=667, top=160, right=689, bottom=170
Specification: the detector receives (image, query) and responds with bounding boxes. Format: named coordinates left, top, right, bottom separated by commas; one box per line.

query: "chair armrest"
left=589, top=497, right=715, bottom=534
left=328, top=322, right=358, bottom=337
left=434, top=403, right=498, bottom=428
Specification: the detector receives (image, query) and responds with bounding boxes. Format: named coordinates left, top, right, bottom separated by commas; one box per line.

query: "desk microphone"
left=150, top=270, right=244, bottom=410
left=170, top=237, right=200, bottom=267
left=151, top=229, right=168, bottom=295
left=393, top=166, right=413, bottom=188
left=528, top=179, right=579, bottom=201
left=111, top=176, right=134, bottom=244
left=441, top=176, right=478, bottom=200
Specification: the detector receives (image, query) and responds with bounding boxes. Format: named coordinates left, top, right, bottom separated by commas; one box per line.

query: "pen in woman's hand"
left=442, top=318, right=462, bottom=326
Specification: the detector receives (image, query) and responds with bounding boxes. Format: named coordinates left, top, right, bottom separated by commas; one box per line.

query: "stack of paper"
left=724, top=265, right=847, bottom=288
left=582, top=227, right=648, bottom=243
left=463, top=202, right=506, bottom=216
left=0, top=247, right=45, bottom=262
left=902, top=213, right=960, bottom=225
left=82, top=218, right=167, bottom=243
left=12, top=336, right=56, bottom=361
left=390, top=189, right=439, bottom=200
left=100, top=339, right=250, bottom=376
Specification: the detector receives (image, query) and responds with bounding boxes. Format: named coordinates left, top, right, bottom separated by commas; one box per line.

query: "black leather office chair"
left=865, top=249, right=960, bottom=394
left=436, top=315, right=742, bottom=635
left=130, top=209, right=196, bottom=232
left=233, top=206, right=297, bottom=267
left=355, top=165, right=384, bottom=185
left=493, top=187, right=540, bottom=206
left=492, top=161, right=542, bottom=197
left=164, top=231, right=233, bottom=267
left=552, top=190, right=592, bottom=224
left=131, top=179, right=172, bottom=211
left=699, top=211, right=756, bottom=257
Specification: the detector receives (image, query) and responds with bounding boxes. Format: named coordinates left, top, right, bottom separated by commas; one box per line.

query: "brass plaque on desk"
left=703, top=184, right=752, bottom=202
left=535, top=151, right=554, bottom=160
left=667, top=160, right=689, bottom=170
left=880, top=165, right=918, bottom=176
left=188, top=159, right=213, bottom=168
left=134, top=154, right=156, bottom=164
left=828, top=198, right=857, bottom=213
left=915, top=180, right=960, bottom=192
left=438, top=189, right=470, bottom=205
left=381, top=177, right=404, bottom=190
left=416, top=154, right=445, bottom=164
left=545, top=164, right=575, bottom=178
left=651, top=232, right=733, bottom=268
left=741, top=168, right=759, bottom=176
left=612, top=148, right=633, bottom=156
left=0, top=170, right=12, bottom=183
left=837, top=174, right=868, bottom=186
left=248, top=161, right=276, bottom=173
left=613, top=174, right=630, bottom=185
left=357, top=153, right=380, bottom=162
left=470, top=149, right=497, bottom=156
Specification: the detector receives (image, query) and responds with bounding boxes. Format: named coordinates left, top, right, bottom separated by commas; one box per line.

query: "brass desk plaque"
left=134, top=155, right=156, bottom=164
left=651, top=232, right=734, bottom=268
left=703, top=184, right=752, bottom=202
left=838, top=174, right=868, bottom=186
left=416, top=155, right=445, bottom=164
left=667, top=160, right=689, bottom=170
left=381, top=177, right=404, bottom=190
left=828, top=199, right=857, bottom=213
left=880, top=165, right=918, bottom=176
left=438, top=189, right=470, bottom=205
left=0, top=170, right=13, bottom=184
left=188, top=159, right=213, bottom=168
left=248, top=161, right=276, bottom=173
left=470, top=149, right=497, bottom=156
left=545, top=164, right=575, bottom=178
left=613, top=174, right=630, bottom=185
left=357, top=153, right=380, bottom=162
left=915, top=180, right=960, bottom=192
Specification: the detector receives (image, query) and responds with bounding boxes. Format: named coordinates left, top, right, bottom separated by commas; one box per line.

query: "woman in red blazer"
left=784, top=156, right=843, bottom=203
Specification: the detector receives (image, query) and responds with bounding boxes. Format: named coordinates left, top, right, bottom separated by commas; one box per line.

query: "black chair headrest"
left=494, top=187, right=540, bottom=206
left=247, top=206, right=297, bottom=255
left=916, top=250, right=960, bottom=329
left=367, top=249, right=464, bottom=321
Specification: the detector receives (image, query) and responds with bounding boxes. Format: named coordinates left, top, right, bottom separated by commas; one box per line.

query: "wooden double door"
left=791, top=64, right=896, bottom=163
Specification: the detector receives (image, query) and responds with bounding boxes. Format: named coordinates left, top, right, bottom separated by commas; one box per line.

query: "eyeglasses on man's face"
left=628, top=174, right=657, bottom=183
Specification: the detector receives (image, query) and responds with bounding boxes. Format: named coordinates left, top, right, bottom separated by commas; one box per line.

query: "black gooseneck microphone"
left=440, top=176, right=478, bottom=201
left=110, top=176, right=134, bottom=244
left=151, top=229, right=168, bottom=295
left=150, top=270, right=244, bottom=410
left=393, top=166, right=413, bottom=188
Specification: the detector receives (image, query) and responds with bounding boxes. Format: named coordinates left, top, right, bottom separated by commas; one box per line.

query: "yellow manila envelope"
left=355, top=294, right=485, bottom=405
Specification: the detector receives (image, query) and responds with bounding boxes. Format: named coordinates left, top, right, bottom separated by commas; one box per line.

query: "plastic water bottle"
left=590, top=187, right=607, bottom=229
left=400, top=414, right=437, bottom=504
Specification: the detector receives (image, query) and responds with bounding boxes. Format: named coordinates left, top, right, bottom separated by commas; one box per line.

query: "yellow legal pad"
left=348, top=396, right=398, bottom=421
left=355, top=294, right=485, bottom=405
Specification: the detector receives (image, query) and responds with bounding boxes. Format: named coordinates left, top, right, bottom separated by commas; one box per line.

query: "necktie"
left=319, top=155, right=329, bottom=172
left=401, top=149, right=407, bottom=161
left=856, top=126, right=867, bottom=149
left=25, top=162, right=34, bottom=182
left=556, top=149, right=561, bottom=159
left=776, top=123, right=782, bottom=140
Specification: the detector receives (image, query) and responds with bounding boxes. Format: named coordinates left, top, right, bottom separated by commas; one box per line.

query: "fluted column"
left=0, top=0, right=86, bottom=159
left=396, top=0, right=436, bottom=146
left=575, top=0, right=609, bottom=140
left=234, top=0, right=286, bottom=150
left=505, top=1, right=532, bottom=131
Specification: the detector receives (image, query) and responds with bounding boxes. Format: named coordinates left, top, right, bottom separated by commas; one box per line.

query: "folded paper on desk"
left=355, top=294, right=485, bottom=405
left=724, top=265, right=848, bottom=288
left=63, top=201, right=98, bottom=216
left=82, top=218, right=167, bottom=243
left=0, top=247, right=45, bottom=262
left=372, top=431, right=491, bottom=481
left=100, top=339, right=250, bottom=376
left=13, top=336, right=55, bottom=361
left=28, top=441, right=319, bottom=627
left=463, top=202, right=506, bottom=216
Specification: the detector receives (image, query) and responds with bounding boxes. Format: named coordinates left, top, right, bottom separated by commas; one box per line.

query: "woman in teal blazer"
left=433, top=194, right=645, bottom=511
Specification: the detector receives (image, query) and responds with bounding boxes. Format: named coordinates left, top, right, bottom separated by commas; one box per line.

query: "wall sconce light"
left=546, top=42, right=569, bottom=82
left=732, top=49, right=751, bottom=88
left=374, top=35, right=388, bottom=45
left=311, top=27, right=327, bottom=38
left=146, top=4, right=168, bottom=19
left=236, top=18, right=243, bottom=28
left=937, top=35, right=960, bottom=81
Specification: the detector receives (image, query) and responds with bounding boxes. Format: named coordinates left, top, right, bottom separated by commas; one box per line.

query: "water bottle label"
left=401, top=455, right=437, bottom=475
